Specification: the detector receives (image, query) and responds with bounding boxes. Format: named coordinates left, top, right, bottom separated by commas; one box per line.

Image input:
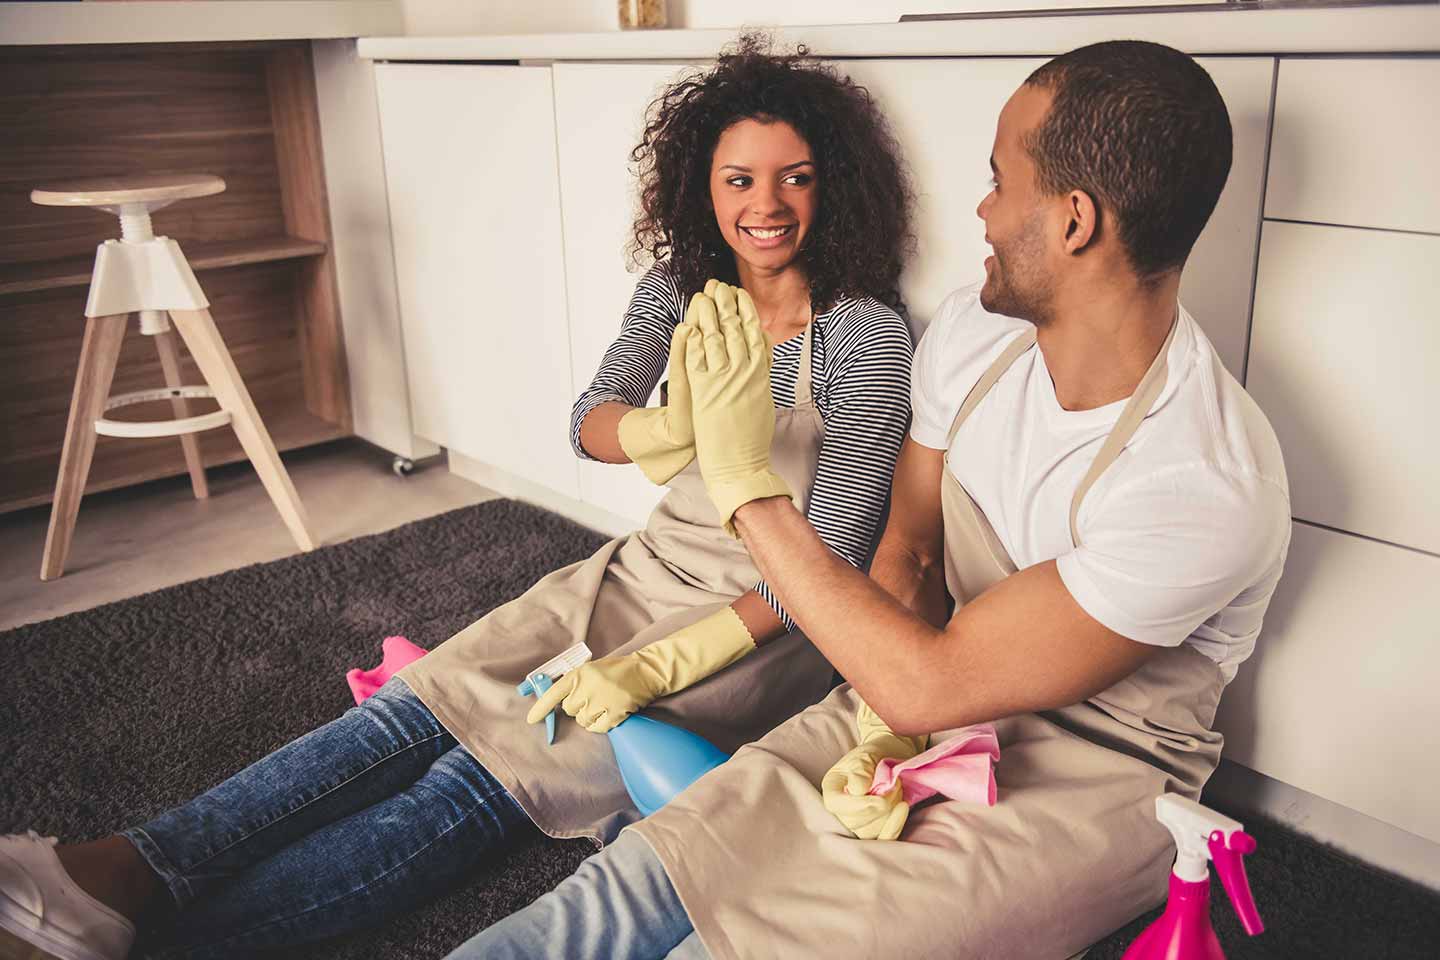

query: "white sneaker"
left=0, top=832, right=134, bottom=960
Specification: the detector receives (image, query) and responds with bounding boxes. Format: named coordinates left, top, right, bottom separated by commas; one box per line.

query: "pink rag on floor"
left=868, top=723, right=1001, bottom=807
left=346, top=636, right=429, bottom=704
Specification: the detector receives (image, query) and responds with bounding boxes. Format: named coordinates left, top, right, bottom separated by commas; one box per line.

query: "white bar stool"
left=33, top=174, right=317, bottom=581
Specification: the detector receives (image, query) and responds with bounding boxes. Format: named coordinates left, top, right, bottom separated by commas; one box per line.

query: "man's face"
left=976, top=85, right=1056, bottom=323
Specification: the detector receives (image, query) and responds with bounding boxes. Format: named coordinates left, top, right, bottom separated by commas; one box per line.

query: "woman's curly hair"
left=629, top=33, right=914, bottom=313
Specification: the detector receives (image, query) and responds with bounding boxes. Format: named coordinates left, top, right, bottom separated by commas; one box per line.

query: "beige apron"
left=400, top=323, right=836, bottom=843
left=633, top=321, right=1228, bottom=960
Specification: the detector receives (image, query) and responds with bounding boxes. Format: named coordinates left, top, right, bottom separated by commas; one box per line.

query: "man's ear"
left=1061, top=189, right=1100, bottom=255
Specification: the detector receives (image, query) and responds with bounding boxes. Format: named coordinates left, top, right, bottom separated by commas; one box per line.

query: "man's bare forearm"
left=869, top=539, right=950, bottom=630
left=732, top=497, right=945, bottom=721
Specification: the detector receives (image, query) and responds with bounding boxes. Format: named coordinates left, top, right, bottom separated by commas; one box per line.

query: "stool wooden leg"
left=152, top=327, right=209, bottom=500
left=41, top=314, right=128, bottom=581
left=168, top=308, right=317, bottom=552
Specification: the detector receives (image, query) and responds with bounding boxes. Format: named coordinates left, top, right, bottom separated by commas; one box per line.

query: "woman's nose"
left=751, top=184, right=787, bottom=218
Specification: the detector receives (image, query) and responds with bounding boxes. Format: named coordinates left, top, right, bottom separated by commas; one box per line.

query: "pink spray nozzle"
left=1209, top=829, right=1264, bottom=936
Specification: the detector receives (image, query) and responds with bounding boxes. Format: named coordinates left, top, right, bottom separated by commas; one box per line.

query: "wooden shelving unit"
left=0, top=40, right=352, bottom=515
left=0, top=236, right=328, bottom=298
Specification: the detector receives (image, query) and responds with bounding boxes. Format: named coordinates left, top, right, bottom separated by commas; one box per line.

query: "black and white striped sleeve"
left=569, top=263, right=685, bottom=460
left=754, top=300, right=914, bottom=632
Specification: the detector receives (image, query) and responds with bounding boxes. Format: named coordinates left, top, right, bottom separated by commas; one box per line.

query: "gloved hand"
left=616, top=310, right=701, bottom=485
left=526, top=606, right=755, bottom=734
left=821, top=700, right=929, bottom=840
left=684, top=280, right=792, bottom=536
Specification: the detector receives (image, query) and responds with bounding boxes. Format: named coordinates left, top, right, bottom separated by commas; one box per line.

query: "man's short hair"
left=1024, top=41, right=1233, bottom=280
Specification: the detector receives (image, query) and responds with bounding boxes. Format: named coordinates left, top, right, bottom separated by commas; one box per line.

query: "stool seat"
left=31, top=174, right=226, bottom=209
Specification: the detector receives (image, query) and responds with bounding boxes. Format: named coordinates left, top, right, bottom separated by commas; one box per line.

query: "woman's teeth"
left=742, top=226, right=793, bottom=239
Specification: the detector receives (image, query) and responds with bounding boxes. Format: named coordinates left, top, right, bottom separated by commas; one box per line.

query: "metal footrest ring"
left=94, top=386, right=231, bottom=439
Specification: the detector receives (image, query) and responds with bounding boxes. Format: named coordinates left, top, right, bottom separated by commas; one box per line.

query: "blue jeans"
left=122, top=678, right=529, bottom=958
left=445, top=830, right=708, bottom=960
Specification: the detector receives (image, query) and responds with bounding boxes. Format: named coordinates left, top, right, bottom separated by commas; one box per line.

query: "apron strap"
left=793, top=318, right=816, bottom=408
left=1067, top=314, right=1179, bottom=546
left=937, top=314, right=1180, bottom=549
left=945, top=329, right=1038, bottom=447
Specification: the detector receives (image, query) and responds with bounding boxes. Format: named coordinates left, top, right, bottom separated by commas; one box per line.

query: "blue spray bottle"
left=517, top=643, right=730, bottom=815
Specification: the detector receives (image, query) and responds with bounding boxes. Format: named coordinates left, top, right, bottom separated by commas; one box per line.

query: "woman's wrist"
left=578, top=400, right=638, bottom=463
left=731, top=590, right=786, bottom=646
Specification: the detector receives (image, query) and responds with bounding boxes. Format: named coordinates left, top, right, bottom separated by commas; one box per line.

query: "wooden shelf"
left=0, top=235, right=328, bottom=297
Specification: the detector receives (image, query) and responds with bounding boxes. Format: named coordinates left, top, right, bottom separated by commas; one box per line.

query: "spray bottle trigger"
left=515, top=672, right=558, bottom=745
left=1208, top=829, right=1264, bottom=936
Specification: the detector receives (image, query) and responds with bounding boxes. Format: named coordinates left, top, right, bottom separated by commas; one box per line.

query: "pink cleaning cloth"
left=868, top=723, right=1000, bottom=807
left=346, top=636, right=429, bottom=704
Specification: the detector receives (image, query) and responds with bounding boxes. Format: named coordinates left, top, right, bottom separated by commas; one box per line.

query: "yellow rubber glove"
left=684, top=280, right=792, bottom=537
left=616, top=316, right=698, bottom=485
left=526, top=606, right=755, bottom=734
left=821, top=700, right=929, bottom=840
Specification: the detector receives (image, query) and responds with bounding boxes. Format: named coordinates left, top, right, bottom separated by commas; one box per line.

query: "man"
left=450, top=40, right=1290, bottom=960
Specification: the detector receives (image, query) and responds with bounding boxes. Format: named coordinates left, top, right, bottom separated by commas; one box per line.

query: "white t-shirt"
left=911, top=284, right=1291, bottom=682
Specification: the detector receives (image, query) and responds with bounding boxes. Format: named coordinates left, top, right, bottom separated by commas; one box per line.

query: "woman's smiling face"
left=709, top=117, right=817, bottom=277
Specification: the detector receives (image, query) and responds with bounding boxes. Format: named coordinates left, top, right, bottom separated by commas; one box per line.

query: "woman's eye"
left=727, top=176, right=752, bottom=188
left=784, top=173, right=813, bottom=186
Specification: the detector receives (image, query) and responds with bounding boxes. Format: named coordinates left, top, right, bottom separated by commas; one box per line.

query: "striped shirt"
left=570, top=263, right=913, bottom=632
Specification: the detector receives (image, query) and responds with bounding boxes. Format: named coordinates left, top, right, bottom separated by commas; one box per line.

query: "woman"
left=0, top=35, right=915, bottom=960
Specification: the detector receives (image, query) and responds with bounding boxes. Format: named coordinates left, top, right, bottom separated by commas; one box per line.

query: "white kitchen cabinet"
left=374, top=63, right=578, bottom=500
left=836, top=57, right=1273, bottom=377
left=1215, top=522, right=1440, bottom=845
left=553, top=62, right=694, bottom=526
left=313, top=40, right=437, bottom=463
left=1247, top=220, right=1440, bottom=554
left=836, top=58, right=1041, bottom=339
left=1266, top=58, right=1440, bottom=236
left=1182, top=57, right=1275, bottom=380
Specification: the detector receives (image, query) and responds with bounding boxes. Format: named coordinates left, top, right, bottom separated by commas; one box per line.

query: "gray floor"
left=0, top=439, right=499, bottom=631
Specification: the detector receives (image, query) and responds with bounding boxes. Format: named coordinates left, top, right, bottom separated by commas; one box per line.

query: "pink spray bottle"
left=1123, top=794, right=1264, bottom=960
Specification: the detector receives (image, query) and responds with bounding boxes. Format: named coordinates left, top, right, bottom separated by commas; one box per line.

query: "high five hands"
left=680, top=279, right=793, bottom=536
left=615, top=278, right=791, bottom=532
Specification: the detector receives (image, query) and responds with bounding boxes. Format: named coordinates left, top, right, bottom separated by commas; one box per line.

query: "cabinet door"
left=375, top=63, right=578, bottom=499
left=1215, top=522, right=1440, bottom=845
left=1266, top=58, right=1440, bottom=235
left=553, top=62, right=693, bottom=526
left=1246, top=221, right=1440, bottom=554
left=839, top=57, right=1273, bottom=377
left=836, top=59, right=1040, bottom=340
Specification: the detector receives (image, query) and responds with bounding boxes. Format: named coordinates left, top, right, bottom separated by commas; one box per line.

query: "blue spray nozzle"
left=517, top=643, right=593, bottom=747
left=516, top=672, right=557, bottom=745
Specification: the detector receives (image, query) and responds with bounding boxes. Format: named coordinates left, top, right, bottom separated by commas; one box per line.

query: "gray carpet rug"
left=3, top=498, right=1437, bottom=959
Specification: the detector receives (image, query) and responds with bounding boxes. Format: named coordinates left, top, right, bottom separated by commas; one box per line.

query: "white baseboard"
left=446, top=450, right=636, bottom=540
left=1203, top=759, right=1440, bottom=892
